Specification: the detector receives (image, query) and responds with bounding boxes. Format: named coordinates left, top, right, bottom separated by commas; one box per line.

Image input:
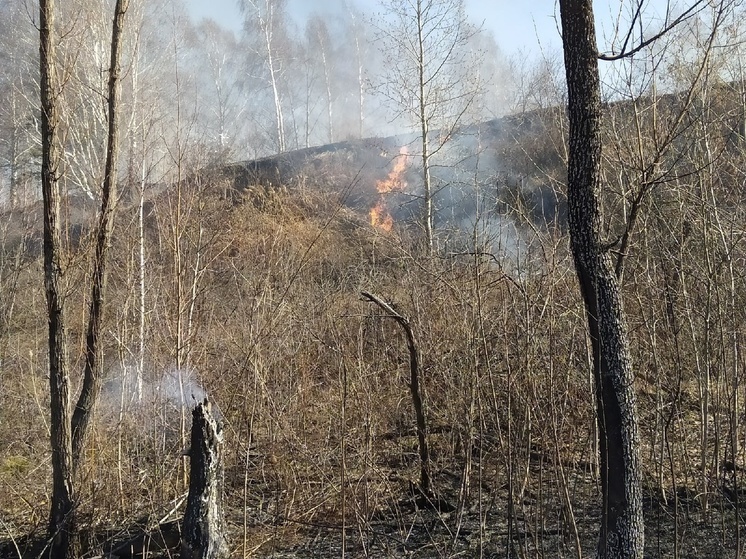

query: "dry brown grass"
left=0, top=180, right=744, bottom=558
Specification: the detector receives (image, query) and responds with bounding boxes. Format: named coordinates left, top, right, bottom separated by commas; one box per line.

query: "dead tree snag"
left=181, top=399, right=229, bottom=559
left=361, top=291, right=432, bottom=497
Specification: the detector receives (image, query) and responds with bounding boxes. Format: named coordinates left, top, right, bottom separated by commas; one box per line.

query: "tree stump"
left=181, top=399, right=229, bottom=559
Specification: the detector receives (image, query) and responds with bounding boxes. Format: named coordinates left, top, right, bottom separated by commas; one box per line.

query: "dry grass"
left=0, top=179, right=744, bottom=558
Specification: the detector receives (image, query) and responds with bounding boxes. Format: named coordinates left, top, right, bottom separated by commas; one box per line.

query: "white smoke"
left=100, top=363, right=216, bottom=422
left=154, top=368, right=208, bottom=410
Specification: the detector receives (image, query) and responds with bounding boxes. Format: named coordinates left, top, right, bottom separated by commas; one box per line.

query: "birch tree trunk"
left=374, top=0, right=478, bottom=256
left=559, top=1, right=644, bottom=557
left=416, top=0, right=434, bottom=256
left=261, top=1, right=286, bottom=153
left=346, top=3, right=365, bottom=138
left=320, top=33, right=333, bottom=144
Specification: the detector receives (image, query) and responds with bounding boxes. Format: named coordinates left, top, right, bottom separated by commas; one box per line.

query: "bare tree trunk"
left=361, top=291, right=431, bottom=496
left=42, top=0, right=129, bottom=552
left=181, top=399, right=229, bottom=559
left=375, top=0, right=478, bottom=256
left=559, top=1, right=644, bottom=557
left=137, top=156, right=146, bottom=403
left=8, top=93, right=18, bottom=209
left=40, top=0, right=76, bottom=555
left=416, top=0, right=434, bottom=256
left=321, top=42, right=333, bottom=144
left=262, top=5, right=286, bottom=153
left=71, top=0, right=130, bottom=464
left=346, top=3, right=365, bottom=138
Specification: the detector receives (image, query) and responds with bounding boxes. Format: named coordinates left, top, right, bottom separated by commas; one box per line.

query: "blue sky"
left=184, top=0, right=679, bottom=60
left=185, top=0, right=563, bottom=58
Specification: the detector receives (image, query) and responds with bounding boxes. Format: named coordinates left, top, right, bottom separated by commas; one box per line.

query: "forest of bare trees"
left=2, top=0, right=746, bottom=558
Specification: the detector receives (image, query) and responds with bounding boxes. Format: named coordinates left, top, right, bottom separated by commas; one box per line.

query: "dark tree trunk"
left=181, top=399, right=229, bottom=559
left=42, top=2, right=129, bottom=554
left=40, top=0, right=76, bottom=556
left=361, top=291, right=431, bottom=496
left=72, top=0, right=129, bottom=465
left=558, top=1, right=644, bottom=557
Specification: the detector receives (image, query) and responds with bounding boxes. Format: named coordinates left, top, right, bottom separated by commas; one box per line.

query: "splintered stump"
left=181, top=399, right=229, bottom=559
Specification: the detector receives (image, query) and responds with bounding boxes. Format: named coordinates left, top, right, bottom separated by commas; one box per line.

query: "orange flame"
left=370, top=146, right=408, bottom=231
left=370, top=202, right=393, bottom=231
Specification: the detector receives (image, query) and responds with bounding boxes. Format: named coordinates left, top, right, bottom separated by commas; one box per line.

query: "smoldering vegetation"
left=2, top=0, right=746, bottom=557
left=1, top=90, right=746, bottom=556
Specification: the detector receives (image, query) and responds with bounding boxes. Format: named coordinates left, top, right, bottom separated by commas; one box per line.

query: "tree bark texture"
left=181, top=399, right=229, bottom=559
left=559, top=1, right=644, bottom=557
left=40, top=0, right=76, bottom=556
left=72, top=0, right=129, bottom=465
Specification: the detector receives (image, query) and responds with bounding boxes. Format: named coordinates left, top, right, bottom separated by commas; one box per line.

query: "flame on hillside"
left=369, top=204, right=393, bottom=231
left=370, top=146, right=409, bottom=231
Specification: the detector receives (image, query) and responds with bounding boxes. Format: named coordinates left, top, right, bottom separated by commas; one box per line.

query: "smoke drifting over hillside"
left=222, top=112, right=563, bottom=266
left=0, top=0, right=527, bottom=208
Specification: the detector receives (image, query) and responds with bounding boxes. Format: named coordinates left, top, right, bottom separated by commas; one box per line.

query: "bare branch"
left=599, top=0, right=711, bottom=61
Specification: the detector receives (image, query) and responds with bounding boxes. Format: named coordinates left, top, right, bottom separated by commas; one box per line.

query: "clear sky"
left=184, top=0, right=679, bottom=60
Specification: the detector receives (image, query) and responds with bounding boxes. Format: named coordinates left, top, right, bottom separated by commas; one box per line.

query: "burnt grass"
left=228, top=469, right=744, bottom=559
left=1, top=152, right=745, bottom=557
left=2, top=455, right=743, bottom=558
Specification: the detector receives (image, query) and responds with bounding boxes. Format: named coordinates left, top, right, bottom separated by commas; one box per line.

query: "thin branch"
left=599, top=0, right=710, bottom=61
